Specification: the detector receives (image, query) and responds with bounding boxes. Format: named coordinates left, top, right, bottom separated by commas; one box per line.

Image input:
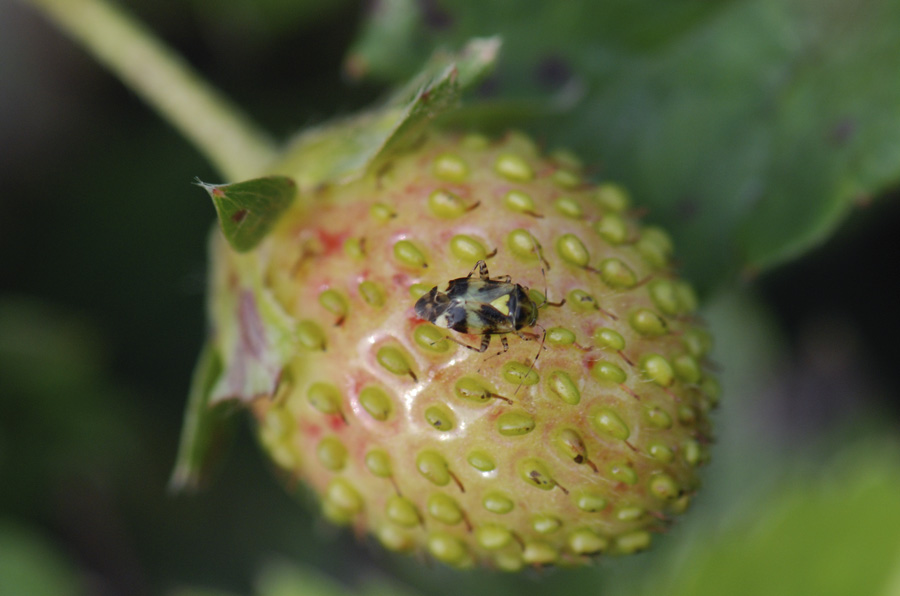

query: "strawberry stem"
left=25, top=0, right=277, bottom=180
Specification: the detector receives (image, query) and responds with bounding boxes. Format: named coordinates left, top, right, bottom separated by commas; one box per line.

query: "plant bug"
left=414, top=260, right=564, bottom=380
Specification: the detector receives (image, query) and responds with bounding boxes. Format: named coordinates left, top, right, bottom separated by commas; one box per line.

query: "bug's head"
left=414, top=286, right=451, bottom=322
left=513, top=285, right=540, bottom=330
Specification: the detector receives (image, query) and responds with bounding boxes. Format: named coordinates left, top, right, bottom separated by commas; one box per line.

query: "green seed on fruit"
left=675, top=281, right=699, bottom=313
left=425, top=405, right=455, bottom=432
left=556, top=233, right=591, bottom=268
left=641, top=353, right=675, bottom=387
left=326, top=478, right=363, bottom=514
left=343, top=237, right=365, bottom=260
left=616, top=531, right=651, bottom=555
left=593, top=327, right=625, bottom=351
left=595, top=183, right=630, bottom=212
left=648, top=280, right=680, bottom=316
left=644, top=406, right=673, bottom=429
left=416, top=451, right=452, bottom=486
left=428, top=189, right=469, bottom=218
left=467, top=450, right=496, bottom=472
left=408, top=282, right=432, bottom=299
left=358, top=280, right=385, bottom=307
left=575, top=493, right=607, bottom=512
left=503, top=190, right=538, bottom=215
left=506, top=228, right=543, bottom=262
left=683, top=439, right=703, bottom=467
left=532, top=514, right=561, bottom=534
left=432, top=152, right=469, bottom=182
left=673, top=353, right=702, bottom=384
left=610, top=462, right=638, bottom=485
left=427, top=493, right=464, bottom=525
left=567, top=288, right=599, bottom=312
left=358, top=385, right=393, bottom=421
left=393, top=239, right=428, bottom=269
left=376, top=345, right=417, bottom=380
left=318, top=289, right=348, bottom=323
left=518, top=458, right=559, bottom=491
left=554, top=197, right=583, bottom=218
left=616, top=505, right=645, bottom=522
left=297, top=320, right=326, bottom=351
left=413, top=324, right=450, bottom=353
left=546, top=370, right=581, bottom=405
left=591, top=360, right=627, bottom=384
left=554, top=429, right=594, bottom=468
left=629, top=309, right=668, bottom=336
left=450, top=234, right=488, bottom=263
left=648, top=442, right=675, bottom=463
left=599, top=258, right=637, bottom=289
left=427, top=532, right=469, bottom=565
left=522, top=541, right=558, bottom=565
left=502, top=361, right=539, bottom=386
left=307, top=382, right=342, bottom=416
left=649, top=473, right=680, bottom=500
left=568, top=529, right=608, bottom=555
left=594, top=213, right=628, bottom=244
left=370, top=202, right=396, bottom=222
left=386, top=495, right=420, bottom=527
left=592, top=407, right=630, bottom=441
left=483, top=492, right=514, bottom=514
left=545, top=327, right=577, bottom=346
left=551, top=168, right=581, bottom=189
left=496, top=411, right=536, bottom=436
left=316, top=436, right=347, bottom=471
left=476, top=525, right=513, bottom=550
left=494, top=153, right=534, bottom=182
left=364, top=449, right=392, bottom=477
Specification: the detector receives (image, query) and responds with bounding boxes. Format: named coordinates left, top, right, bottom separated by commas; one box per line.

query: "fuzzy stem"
left=25, top=0, right=278, bottom=180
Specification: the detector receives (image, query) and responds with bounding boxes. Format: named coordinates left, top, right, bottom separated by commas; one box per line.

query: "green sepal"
left=270, top=37, right=500, bottom=192
left=197, top=176, right=296, bottom=253
left=206, top=232, right=298, bottom=405
left=168, top=340, right=238, bottom=493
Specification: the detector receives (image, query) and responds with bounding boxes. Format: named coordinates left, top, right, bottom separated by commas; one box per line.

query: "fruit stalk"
left=24, top=0, right=277, bottom=180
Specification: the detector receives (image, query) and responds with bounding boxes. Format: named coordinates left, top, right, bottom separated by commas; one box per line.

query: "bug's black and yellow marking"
left=414, top=260, right=564, bottom=363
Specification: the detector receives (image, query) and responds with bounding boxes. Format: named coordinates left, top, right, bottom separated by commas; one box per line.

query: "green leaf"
left=269, top=37, right=500, bottom=192
left=198, top=176, right=297, bottom=253
left=206, top=235, right=299, bottom=404
left=168, top=340, right=238, bottom=493
left=636, top=441, right=900, bottom=596
left=254, top=561, right=422, bottom=596
left=0, top=521, right=86, bottom=596
left=343, top=0, right=425, bottom=82
left=347, top=0, right=900, bottom=288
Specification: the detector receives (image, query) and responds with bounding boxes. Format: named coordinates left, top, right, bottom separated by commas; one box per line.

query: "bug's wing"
left=467, top=280, right=514, bottom=303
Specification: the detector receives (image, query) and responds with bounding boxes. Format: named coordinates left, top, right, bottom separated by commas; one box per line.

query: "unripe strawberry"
left=204, top=129, right=718, bottom=570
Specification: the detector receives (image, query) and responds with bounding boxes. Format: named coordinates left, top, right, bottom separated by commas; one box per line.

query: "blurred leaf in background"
left=2, top=0, right=900, bottom=595
left=348, top=0, right=900, bottom=290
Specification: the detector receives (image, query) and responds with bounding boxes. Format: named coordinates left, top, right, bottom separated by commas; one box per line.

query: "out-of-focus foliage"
left=0, top=521, right=87, bottom=596
left=637, top=443, right=900, bottom=596
left=2, top=0, right=900, bottom=594
left=349, top=0, right=900, bottom=289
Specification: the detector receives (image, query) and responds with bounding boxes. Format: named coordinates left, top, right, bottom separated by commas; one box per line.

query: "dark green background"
left=2, top=1, right=900, bottom=595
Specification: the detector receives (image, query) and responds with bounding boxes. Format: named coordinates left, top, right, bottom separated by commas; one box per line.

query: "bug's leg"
left=515, top=326, right=547, bottom=395
left=484, top=335, right=510, bottom=361
left=448, top=334, right=491, bottom=353
left=536, top=266, right=565, bottom=308
left=467, top=259, right=491, bottom=281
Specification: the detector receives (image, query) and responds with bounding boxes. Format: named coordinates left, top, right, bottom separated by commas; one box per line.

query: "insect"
left=414, top=260, right=564, bottom=362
